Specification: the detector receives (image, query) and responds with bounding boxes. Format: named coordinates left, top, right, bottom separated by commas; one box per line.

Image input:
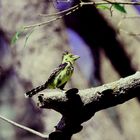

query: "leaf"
left=11, top=31, right=21, bottom=44
left=11, top=26, right=35, bottom=48
left=11, top=27, right=25, bottom=45
left=96, top=4, right=110, bottom=10
left=113, top=4, right=127, bottom=13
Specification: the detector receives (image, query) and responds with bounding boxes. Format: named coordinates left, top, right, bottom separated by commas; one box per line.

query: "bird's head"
left=62, top=51, right=80, bottom=64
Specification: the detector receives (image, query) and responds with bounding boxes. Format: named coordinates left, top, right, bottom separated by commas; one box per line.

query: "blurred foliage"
left=113, top=4, right=127, bottom=13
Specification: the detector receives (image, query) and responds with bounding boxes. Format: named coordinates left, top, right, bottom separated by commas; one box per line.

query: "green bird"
left=25, top=51, right=80, bottom=97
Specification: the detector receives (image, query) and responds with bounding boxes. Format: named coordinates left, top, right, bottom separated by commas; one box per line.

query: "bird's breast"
left=66, top=65, right=74, bottom=75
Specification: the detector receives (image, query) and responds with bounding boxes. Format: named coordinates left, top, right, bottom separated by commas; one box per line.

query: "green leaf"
left=11, top=31, right=21, bottom=44
left=113, top=4, right=127, bottom=13
left=11, top=27, right=25, bottom=45
left=96, top=4, right=110, bottom=10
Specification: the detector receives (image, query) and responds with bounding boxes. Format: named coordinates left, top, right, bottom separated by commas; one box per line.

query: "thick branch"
left=1, top=72, right=140, bottom=140
left=37, top=72, right=140, bottom=118
left=35, top=72, right=140, bottom=138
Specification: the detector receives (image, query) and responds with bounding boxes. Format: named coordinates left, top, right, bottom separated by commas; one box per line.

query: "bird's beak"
left=73, top=55, right=80, bottom=60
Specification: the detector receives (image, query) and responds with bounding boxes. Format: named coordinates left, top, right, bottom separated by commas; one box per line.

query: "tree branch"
left=1, top=72, right=140, bottom=140
left=0, top=115, right=49, bottom=139
left=35, top=71, right=140, bottom=139
left=23, top=0, right=140, bottom=29
left=38, top=71, right=140, bottom=114
left=103, top=0, right=140, bottom=5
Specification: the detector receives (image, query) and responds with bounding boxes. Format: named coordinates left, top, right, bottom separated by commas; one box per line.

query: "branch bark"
left=1, top=72, right=140, bottom=140
left=35, top=71, right=140, bottom=139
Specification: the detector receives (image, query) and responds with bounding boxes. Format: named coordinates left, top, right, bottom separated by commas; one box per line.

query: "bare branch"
left=26, top=71, right=140, bottom=139
left=1, top=72, right=140, bottom=139
left=0, top=115, right=49, bottom=139
left=37, top=71, right=140, bottom=121
left=23, top=3, right=80, bottom=29
left=119, top=29, right=140, bottom=36
left=117, top=15, right=140, bottom=36
left=39, top=4, right=80, bottom=17
left=24, top=0, right=140, bottom=29
left=103, top=0, right=140, bottom=5
left=0, top=72, right=138, bottom=139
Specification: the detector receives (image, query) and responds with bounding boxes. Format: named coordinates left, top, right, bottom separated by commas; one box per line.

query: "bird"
left=25, top=51, right=80, bottom=98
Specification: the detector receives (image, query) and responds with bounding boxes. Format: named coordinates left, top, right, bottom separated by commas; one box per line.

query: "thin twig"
left=24, top=15, right=65, bottom=29
left=119, top=28, right=140, bottom=36
left=122, top=15, right=140, bottom=19
left=0, top=114, right=49, bottom=138
left=39, top=4, right=80, bottom=17
left=24, top=3, right=80, bottom=29
left=24, top=27, right=36, bottom=47
left=23, top=1, right=140, bottom=29
left=117, top=14, right=140, bottom=36
left=103, top=0, right=140, bottom=5
left=81, top=1, right=140, bottom=6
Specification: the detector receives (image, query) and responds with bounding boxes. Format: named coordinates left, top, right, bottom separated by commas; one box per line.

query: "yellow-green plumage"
left=25, top=51, right=80, bottom=97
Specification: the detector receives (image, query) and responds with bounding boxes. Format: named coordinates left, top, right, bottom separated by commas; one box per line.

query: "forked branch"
left=36, top=71, right=140, bottom=139
left=1, top=72, right=140, bottom=140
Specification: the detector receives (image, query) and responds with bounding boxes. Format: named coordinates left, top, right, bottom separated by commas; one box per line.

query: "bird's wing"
left=45, top=62, right=68, bottom=85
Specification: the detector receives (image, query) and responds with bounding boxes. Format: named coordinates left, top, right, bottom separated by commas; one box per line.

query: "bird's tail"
left=25, top=84, right=47, bottom=98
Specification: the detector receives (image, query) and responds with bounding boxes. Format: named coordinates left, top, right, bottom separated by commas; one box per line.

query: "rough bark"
left=32, top=71, right=140, bottom=140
